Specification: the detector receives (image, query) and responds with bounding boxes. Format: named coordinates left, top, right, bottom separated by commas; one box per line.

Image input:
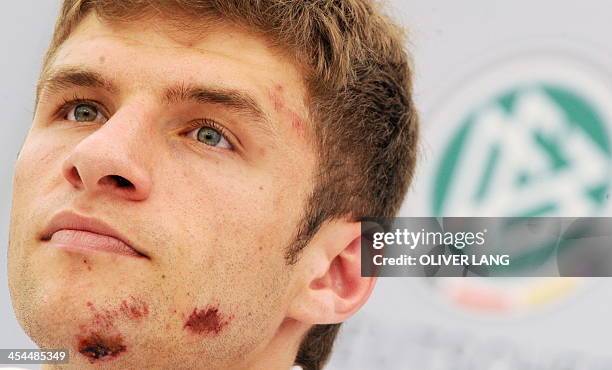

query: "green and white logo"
left=426, top=55, right=612, bottom=217
left=415, top=53, right=612, bottom=315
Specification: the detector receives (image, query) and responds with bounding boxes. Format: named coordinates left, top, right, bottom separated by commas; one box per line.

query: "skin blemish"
left=291, top=112, right=305, bottom=138
left=183, top=304, right=233, bottom=336
left=119, top=296, right=149, bottom=320
left=268, top=85, right=285, bottom=113
left=78, top=332, right=126, bottom=362
left=76, top=297, right=149, bottom=362
left=268, top=84, right=307, bottom=138
left=98, top=55, right=105, bottom=64
left=86, top=304, right=115, bottom=330
left=82, top=258, right=92, bottom=271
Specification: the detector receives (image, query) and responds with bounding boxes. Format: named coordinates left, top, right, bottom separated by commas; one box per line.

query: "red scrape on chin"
left=119, top=296, right=149, bottom=319
left=86, top=296, right=149, bottom=326
left=183, top=304, right=234, bottom=336
left=78, top=332, right=126, bottom=363
left=76, top=297, right=149, bottom=362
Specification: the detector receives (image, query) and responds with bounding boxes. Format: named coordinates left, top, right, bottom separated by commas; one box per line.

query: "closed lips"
left=40, top=211, right=148, bottom=259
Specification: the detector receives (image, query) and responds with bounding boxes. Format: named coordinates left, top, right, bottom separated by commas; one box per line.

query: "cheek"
left=9, top=131, right=72, bottom=341
left=11, top=131, right=66, bottom=246
left=148, top=161, right=296, bottom=347
left=10, top=129, right=71, bottom=269
left=161, top=180, right=295, bottom=275
left=166, top=257, right=292, bottom=363
left=14, top=131, right=68, bottom=195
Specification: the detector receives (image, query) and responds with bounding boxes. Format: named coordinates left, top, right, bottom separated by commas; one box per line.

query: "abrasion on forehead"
left=267, top=84, right=310, bottom=140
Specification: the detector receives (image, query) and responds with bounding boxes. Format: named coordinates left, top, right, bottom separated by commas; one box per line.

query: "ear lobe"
left=287, top=220, right=377, bottom=325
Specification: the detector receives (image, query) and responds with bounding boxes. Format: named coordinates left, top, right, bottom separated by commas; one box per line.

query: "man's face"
left=9, top=13, right=315, bottom=369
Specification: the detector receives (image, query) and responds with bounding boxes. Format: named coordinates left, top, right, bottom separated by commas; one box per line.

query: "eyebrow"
left=37, top=66, right=275, bottom=135
left=37, top=67, right=118, bottom=100
left=163, top=83, right=273, bottom=134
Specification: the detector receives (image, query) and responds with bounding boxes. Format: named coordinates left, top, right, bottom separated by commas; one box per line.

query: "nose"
left=61, top=111, right=153, bottom=202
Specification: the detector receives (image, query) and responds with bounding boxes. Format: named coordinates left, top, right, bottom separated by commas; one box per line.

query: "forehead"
left=46, top=13, right=310, bottom=136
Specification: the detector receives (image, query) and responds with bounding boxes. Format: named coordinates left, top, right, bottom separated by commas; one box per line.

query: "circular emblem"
left=430, top=54, right=612, bottom=217
left=416, top=50, right=612, bottom=316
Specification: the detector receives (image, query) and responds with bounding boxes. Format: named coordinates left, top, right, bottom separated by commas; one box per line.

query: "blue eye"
left=198, top=127, right=223, bottom=146
left=66, top=102, right=106, bottom=123
left=187, top=121, right=233, bottom=149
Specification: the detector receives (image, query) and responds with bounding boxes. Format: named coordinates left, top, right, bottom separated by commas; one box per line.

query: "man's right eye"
left=65, top=102, right=107, bottom=124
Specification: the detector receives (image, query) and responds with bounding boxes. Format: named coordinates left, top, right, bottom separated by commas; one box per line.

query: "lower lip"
left=46, top=229, right=143, bottom=258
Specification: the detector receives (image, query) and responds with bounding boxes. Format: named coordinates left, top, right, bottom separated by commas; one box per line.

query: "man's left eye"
left=66, top=103, right=107, bottom=123
left=187, top=124, right=233, bottom=149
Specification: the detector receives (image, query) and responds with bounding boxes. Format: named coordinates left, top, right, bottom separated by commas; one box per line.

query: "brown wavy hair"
left=41, top=1, right=419, bottom=369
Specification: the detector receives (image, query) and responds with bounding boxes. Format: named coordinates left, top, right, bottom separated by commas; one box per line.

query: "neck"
left=236, top=317, right=306, bottom=370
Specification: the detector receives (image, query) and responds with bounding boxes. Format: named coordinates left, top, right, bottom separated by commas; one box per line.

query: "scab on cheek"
left=183, top=304, right=234, bottom=336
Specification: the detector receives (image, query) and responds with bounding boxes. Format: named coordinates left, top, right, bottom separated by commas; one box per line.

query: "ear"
left=287, top=218, right=377, bottom=325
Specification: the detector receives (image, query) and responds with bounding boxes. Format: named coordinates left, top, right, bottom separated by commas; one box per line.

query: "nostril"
left=114, top=176, right=133, bottom=188
left=68, top=167, right=82, bottom=183
left=99, top=175, right=135, bottom=190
